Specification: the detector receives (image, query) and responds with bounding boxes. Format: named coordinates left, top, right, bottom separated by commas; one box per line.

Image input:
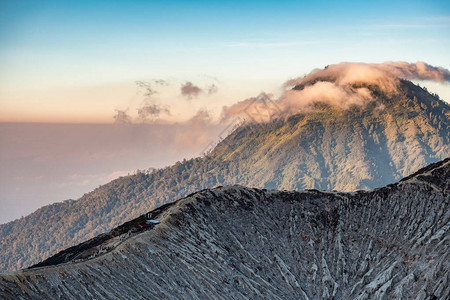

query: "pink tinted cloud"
left=225, top=61, right=450, bottom=122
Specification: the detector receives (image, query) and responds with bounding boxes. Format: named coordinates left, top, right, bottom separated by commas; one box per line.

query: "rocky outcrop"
left=1, top=158, right=449, bottom=299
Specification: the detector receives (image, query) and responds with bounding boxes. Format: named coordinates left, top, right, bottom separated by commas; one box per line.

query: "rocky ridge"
left=0, top=158, right=448, bottom=299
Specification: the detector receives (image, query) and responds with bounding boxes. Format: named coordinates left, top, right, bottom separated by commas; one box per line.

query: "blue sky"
left=0, top=0, right=449, bottom=122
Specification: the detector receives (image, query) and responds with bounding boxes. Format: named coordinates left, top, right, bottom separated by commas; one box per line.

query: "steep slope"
left=1, top=158, right=449, bottom=300
left=213, top=80, right=449, bottom=191
left=0, top=79, right=449, bottom=273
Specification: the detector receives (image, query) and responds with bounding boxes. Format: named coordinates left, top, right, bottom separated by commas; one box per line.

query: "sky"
left=1, top=0, right=450, bottom=123
left=0, top=0, right=450, bottom=223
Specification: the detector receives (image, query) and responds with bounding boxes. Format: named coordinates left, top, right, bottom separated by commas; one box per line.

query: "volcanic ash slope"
left=1, top=158, right=449, bottom=300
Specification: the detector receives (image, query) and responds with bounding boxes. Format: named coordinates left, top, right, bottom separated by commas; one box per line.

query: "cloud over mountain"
left=285, top=61, right=450, bottom=91
left=224, top=62, right=450, bottom=121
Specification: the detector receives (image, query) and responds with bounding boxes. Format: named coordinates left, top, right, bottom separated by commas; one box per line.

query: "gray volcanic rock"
left=1, top=158, right=449, bottom=299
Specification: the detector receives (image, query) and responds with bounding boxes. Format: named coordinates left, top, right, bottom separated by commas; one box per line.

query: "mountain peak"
left=212, top=79, right=449, bottom=190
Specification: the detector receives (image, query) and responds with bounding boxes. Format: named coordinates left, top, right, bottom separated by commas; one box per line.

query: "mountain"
left=1, top=158, right=449, bottom=299
left=213, top=79, right=449, bottom=191
left=0, top=79, right=449, bottom=273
